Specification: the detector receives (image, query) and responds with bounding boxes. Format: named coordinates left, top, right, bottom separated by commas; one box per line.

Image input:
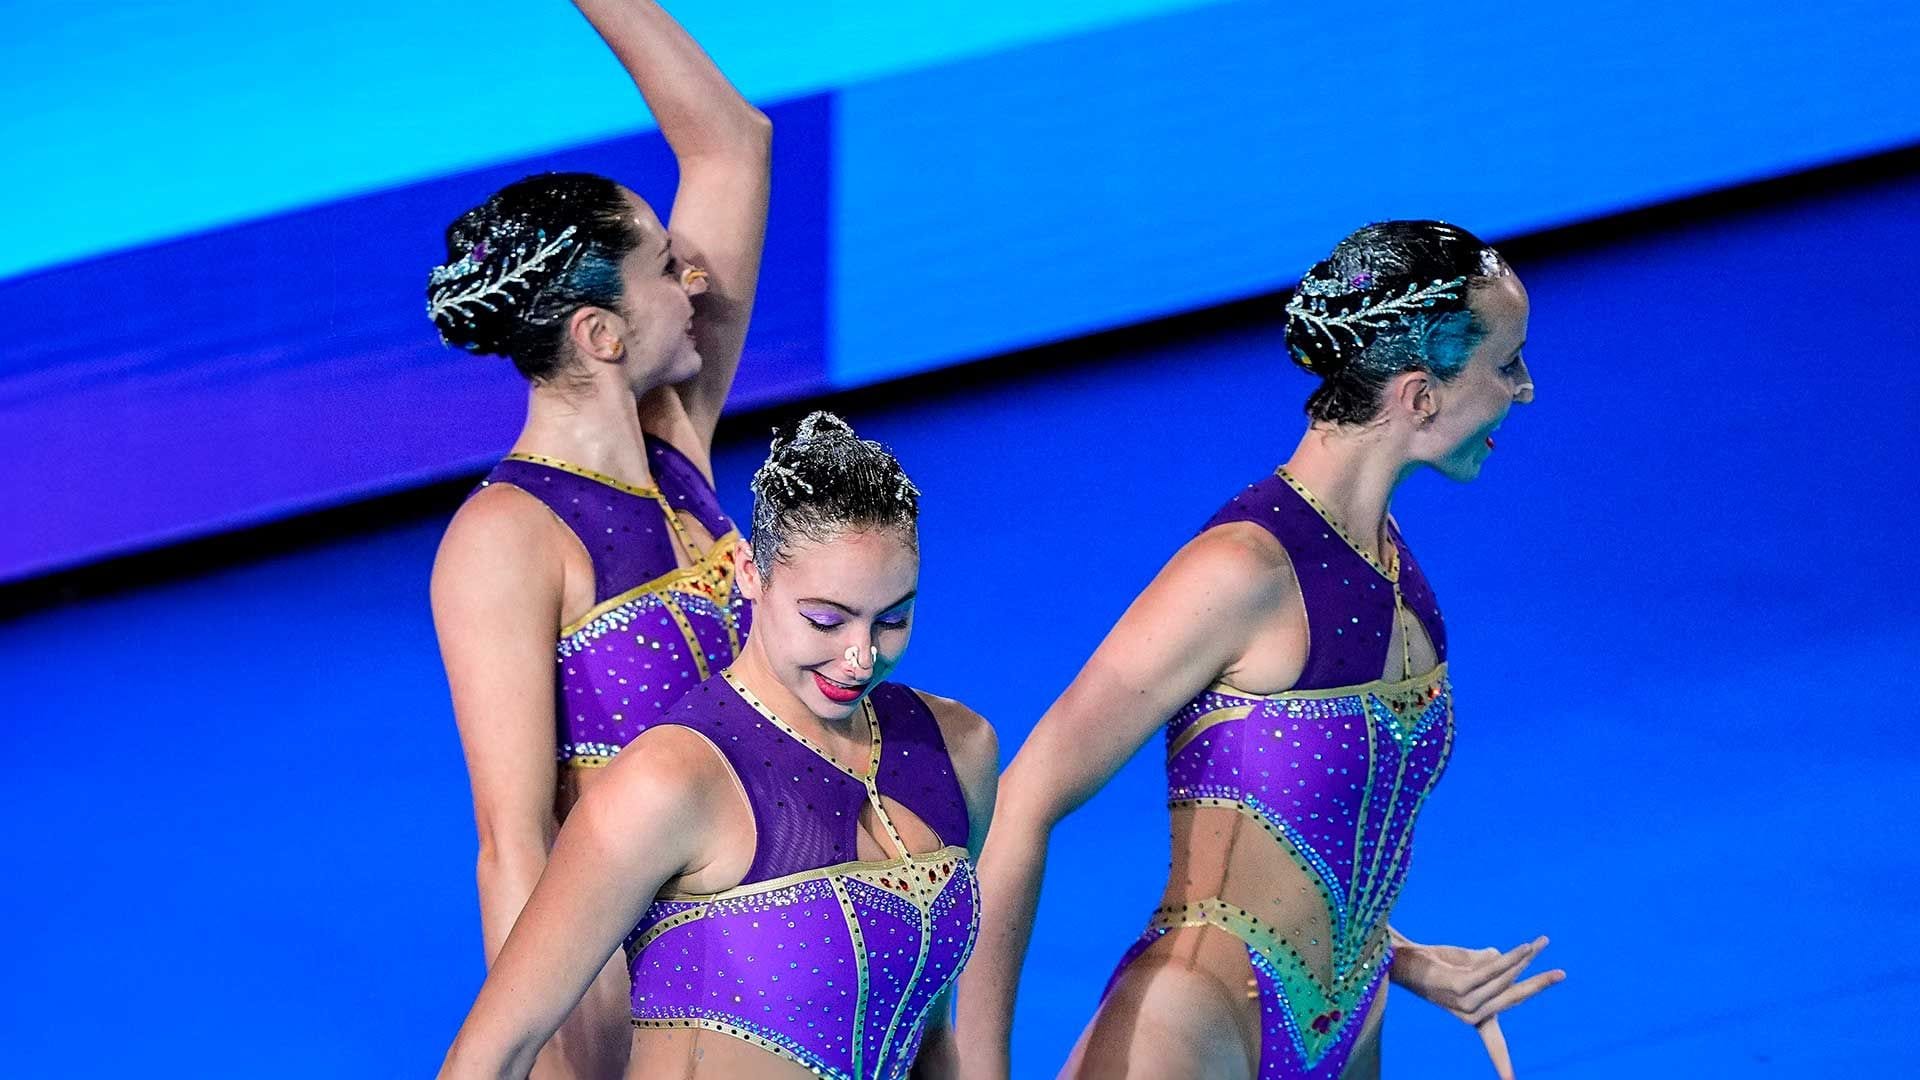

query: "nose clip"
left=680, top=266, right=709, bottom=291
left=843, top=645, right=878, bottom=670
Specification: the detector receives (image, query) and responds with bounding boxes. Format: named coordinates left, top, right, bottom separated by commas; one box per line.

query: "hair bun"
left=792, top=410, right=856, bottom=442
left=426, top=221, right=583, bottom=356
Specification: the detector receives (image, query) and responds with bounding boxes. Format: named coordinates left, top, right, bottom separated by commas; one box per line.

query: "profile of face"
left=588, top=189, right=709, bottom=389
left=1408, top=271, right=1536, bottom=482
left=735, top=526, right=920, bottom=722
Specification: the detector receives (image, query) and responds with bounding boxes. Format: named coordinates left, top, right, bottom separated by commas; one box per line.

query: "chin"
left=675, top=344, right=705, bottom=382
left=1431, top=456, right=1485, bottom=483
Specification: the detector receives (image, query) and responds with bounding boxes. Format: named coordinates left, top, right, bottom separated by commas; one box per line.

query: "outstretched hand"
left=1390, top=935, right=1564, bottom=1078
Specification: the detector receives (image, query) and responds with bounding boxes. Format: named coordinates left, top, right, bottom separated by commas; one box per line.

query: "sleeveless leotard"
left=472, top=435, right=751, bottom=765
left=625, top=673, right=979, bottom=1080
left=1103, top=469, right=1453, bottom=1078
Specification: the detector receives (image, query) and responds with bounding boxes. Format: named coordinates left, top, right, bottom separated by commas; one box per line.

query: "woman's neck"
left=1281, top=424, right=1418, bottom=563
left=728, top=638, right=859, bottom=740
left=512, top=375, right=653, bottom=488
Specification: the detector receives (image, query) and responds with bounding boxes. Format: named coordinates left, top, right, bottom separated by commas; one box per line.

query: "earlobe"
left=570, top=307, right=625, bottom=364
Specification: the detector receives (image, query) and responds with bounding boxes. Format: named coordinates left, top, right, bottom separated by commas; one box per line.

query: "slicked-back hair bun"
left=1283, top=220, right=1508, bottom=424
left=426, top=172, right=643, bottom=381
left=749, top=411, right=921, bottom=576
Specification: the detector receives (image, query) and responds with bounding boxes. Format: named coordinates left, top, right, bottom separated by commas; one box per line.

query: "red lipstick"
left=812, top=671, right=864, bottom=704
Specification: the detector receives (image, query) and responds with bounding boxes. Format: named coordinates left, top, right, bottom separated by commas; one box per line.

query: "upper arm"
left=998, top=526, right=1295, bottom=825
left=431, top=487, right=567, bottom=854
left=916, top=691, right=1000, bottom=857
left=667, top=119, right=772, bottom=446
left=457, top=726, right=727, bottom=1060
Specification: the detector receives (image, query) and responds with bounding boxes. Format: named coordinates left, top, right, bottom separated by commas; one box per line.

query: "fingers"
left=1465, top=968, right=1566, bottom=1026
left=1478, top=1016, right=1514, bottom=1080
left=1459, top=938, right=1551, bottom=1013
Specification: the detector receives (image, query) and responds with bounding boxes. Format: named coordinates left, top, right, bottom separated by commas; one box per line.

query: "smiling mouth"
left=812, top=670, right=866, bottom=704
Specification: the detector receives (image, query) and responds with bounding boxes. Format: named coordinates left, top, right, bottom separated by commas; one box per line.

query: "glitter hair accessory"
left=426, top=225, right=583, bottom=335
left=1285, top=274, right=1468, bottom=370
left=749, top=411, right=923, bottom=575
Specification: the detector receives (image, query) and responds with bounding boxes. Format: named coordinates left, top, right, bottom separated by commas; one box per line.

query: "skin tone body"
left=437, top=526, right=999, bottom=1079
left=428, top=3, right=770, bottom=1075
left=956, top=272, right=1563, bottom=1080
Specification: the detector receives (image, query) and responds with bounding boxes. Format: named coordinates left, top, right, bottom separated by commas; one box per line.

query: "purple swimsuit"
left=474, top=435, right=750, bottom=765
left=625, top=672, right=979, bottom=1080
left=1105, top=469, right=1454, bottom=1078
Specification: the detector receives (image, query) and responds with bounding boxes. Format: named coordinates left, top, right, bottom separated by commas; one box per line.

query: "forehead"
left=770, top=527, right=919, bottom=596
left=618, top=188, right=667, bottom=247
left=1469, top=271, right=1529, bottom=342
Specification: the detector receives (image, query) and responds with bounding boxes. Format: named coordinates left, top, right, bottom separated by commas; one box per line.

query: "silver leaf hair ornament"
left=1285, top=275, right=1468, bottom=368
left=426, top=225, right=583, bottom=337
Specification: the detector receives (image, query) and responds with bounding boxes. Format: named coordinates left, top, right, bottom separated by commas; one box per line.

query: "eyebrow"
left=797, top=592, right=918, bottom=616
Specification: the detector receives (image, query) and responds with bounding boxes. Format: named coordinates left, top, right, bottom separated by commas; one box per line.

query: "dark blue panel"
left=0, top=93, right=831, bottom=583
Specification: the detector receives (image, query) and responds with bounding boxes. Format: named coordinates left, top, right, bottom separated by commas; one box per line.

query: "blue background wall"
left=5, top=1, right=1919, bottom=1075
left=4, top=160, right=1916, bottom=1075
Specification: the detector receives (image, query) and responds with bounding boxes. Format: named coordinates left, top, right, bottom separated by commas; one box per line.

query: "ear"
left=733, top=540, right=764, bottom=602
left=1390, top=370, right=1437, bottom=426
left=567, top=305, right=627, bottom=365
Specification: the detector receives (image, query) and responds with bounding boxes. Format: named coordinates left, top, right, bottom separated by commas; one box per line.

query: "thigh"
left=1064, top=928, right=1260, bottom=1080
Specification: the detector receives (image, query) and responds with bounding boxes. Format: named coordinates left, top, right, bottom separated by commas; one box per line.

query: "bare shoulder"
left=909, top=689, right=999, bottom=781
left=589, top=723, right=735, bottom=822
left=434, top=482, right=563, bottom=580
left=1152, top=521, right=1298, bottom=614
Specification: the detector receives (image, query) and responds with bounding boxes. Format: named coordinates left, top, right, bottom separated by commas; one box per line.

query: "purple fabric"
left=645, top=434, right=735, bottom=543
left=1202, top=472, right=1447, bottom=690
left=1249, top=948, right=1389, bottom=1080
left=474, top=453, right=750, bottom=762
left=652, top=676, right=970, bottom=884
left=625, top=674, right=980, bottom=1079
left=1164, top=684, right=1452, bottom=937
left=479, top=459, right=679, bottom=607
left=867, top=682, right=972, bottom=853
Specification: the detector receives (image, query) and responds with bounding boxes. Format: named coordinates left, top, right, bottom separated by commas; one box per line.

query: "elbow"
left=439, top=1032, right=532, bottom=1080
left=723, top=106, right=772, bottom=163
left=741, top=105, right=772, bottom=143
left=980, top=790, right=1058, bottom=858
left=474, top=812, right=556, bottom=888
left=696, top=105, right=771, bottom=166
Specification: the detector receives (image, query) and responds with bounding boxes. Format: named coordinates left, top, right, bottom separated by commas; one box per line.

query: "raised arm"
left=952, top=526, right=1298, bottom=1079
left=573, top=0, right=772, bottom=458
left=438, top=727, right=725, bottom=1079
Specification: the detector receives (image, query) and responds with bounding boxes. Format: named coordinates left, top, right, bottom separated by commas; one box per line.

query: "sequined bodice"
left=1154, top=470, right=1454, bottom=1068
left=625, top=675, right=979, bottom=1080
left=474, top=436, right=750, bottom=766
